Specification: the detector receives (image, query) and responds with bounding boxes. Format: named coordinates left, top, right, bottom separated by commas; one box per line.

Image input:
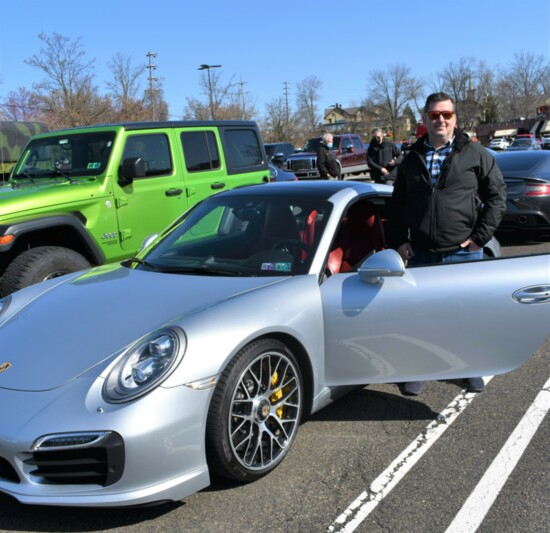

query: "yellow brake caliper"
left=270, top=371, right=284, bottom=418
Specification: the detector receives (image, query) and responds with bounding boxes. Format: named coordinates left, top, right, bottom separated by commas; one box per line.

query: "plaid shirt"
left=424, top=137, right=454, bottom=186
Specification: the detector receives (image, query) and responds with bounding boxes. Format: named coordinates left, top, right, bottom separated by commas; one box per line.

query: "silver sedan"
left=0, top=181, right=548, bottom=507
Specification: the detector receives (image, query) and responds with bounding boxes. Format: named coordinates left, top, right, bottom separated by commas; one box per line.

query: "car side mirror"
left=358, top=249, right=405, bottom=285
left=119, top=157, right=145, bottom=186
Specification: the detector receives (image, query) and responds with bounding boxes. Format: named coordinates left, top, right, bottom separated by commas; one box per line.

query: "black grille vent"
left=289, top=159, right=314, bottom=171
left=24, top=432, right=124, bottom=487
left=0, top=456, right=20, bottom=483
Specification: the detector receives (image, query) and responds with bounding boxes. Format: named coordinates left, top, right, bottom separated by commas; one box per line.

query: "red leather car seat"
left=327, top=201, right=385, bottom=274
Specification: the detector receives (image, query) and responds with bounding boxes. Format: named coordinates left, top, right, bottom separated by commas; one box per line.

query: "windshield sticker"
left=261, top=262, right=292, bottom=272
left=87, top=162, right=101, bottom=169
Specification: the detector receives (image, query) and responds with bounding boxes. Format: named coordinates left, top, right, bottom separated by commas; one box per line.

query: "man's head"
left=423, top=92, right=457, bottom=148
left=322, top=133, right=333, bottom=147
left=371, top=128, right=384, bottom=144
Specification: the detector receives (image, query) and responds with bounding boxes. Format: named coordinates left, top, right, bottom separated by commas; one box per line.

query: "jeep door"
left=115, top=130, right=187, bottom=252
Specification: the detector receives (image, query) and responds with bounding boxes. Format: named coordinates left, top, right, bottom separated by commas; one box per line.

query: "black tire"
left=0, top=246, right=91, bottom=295
left=206, top=338, right=303, bottom=482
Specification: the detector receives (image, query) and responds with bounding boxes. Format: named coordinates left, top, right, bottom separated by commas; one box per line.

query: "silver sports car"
left=0, top=181, right=548, bottom=507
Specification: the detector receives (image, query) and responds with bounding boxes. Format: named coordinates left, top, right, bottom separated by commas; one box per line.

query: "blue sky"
left=1, top=0, right=549, bottom=120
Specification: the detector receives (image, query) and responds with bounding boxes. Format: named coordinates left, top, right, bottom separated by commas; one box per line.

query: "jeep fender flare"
left=0, top=214, right=105, bottom=265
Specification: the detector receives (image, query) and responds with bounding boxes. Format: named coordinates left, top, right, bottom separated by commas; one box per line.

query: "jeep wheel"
left=0, top=246, right=91, bottom=296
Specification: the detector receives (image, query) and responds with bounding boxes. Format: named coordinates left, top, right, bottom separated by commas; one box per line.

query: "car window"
left=143, top=194, right=332, bottom=276
left=352, top=137, right=363, bottom=151
left=223, top=129, right=263, bottom=169
left=122, top=134, right=172, bottom=177
left=181, top=131, right=221, bottom=172
left=17, top=132, right=116, bottom=177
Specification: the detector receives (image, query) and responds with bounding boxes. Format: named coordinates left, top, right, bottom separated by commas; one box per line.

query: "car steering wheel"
left=272, top=239, right=310, bottom=255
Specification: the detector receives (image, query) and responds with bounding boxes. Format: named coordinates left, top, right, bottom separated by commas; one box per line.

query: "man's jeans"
left=408, top=247, right=483, bottom=266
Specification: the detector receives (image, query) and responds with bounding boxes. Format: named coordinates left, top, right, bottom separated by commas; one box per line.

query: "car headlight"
left=0, top=295, right=11, bottom=318
left=103, top=328, right=185, bottom=403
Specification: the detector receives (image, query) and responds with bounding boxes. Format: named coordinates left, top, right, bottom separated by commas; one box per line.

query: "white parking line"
left=445, top=375, right=550, bottom=533
left=327, top=377, right=494, bottom=533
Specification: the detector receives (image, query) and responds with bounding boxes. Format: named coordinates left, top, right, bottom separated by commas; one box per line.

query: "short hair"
left=322, top=133, right=333, bottom=143
left=424, top=92, right=455, bottom=113
left=371, top=128, right=382, bottom=135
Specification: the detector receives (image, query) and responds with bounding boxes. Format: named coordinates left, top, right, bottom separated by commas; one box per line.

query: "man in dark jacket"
left=392, top=92, right=506, bottom=396
left=367, top=128, right=401, bottom=184
left=317, top=133, right=341, bottom=179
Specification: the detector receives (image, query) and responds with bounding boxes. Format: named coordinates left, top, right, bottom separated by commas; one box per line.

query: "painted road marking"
left=445, top=375, right=550, bottom=533
left=327, top=377, right=494, bottom=533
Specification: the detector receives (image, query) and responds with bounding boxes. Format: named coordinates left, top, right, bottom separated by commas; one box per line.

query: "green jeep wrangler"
left=0, top=121, right=270, bottom=296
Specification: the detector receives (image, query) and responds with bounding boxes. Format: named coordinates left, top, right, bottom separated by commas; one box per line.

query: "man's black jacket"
left=367, top=139, right=401, bottom=182
left=391, top=131, right=506, bottom=251
left=317, top=144, right=340, bottom=179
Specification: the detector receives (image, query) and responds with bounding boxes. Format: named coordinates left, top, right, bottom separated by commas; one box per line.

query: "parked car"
left=264, top=142, right=296, bottom=168
left=540, top=137, right=550, bottom=150
left=506, top=137, right=542, bottom=151
left=488, top=137, right=510, bottom=150
left=494, top=150, right=550, bottom=232
left=285, top=134, right=368, bottom=179
left=0, top=121, right=269, bottom=297
left=268, top=162, right=297, bottom=182
left=1, top=180, right=546, bottom=508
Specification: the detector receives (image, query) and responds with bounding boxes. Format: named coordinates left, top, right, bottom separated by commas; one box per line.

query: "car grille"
left=288, top=158, right=315, bottom=171
left=24, top=431, right=124, bottom=486
left=0, top=456, right=20, bottom=483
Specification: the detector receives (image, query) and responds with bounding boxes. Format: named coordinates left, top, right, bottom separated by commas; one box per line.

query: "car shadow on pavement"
left=0, top=492, right=183, bottom=531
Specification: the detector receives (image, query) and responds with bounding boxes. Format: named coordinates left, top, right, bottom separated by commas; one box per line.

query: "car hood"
left=0, top=265, right=288, bottom=392
left=0, top=179, right=102, bottom=218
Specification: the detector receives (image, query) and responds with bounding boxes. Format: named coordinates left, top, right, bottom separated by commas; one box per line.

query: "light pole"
left=198, top=64, right=222, bottom=119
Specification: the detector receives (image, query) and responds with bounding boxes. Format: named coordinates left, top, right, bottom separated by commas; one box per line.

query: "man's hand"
left=460, top=238, right=481, bottom=251
left=381, top=167, right=390, bottom=176
left=397, top=242, right=414, bottom=261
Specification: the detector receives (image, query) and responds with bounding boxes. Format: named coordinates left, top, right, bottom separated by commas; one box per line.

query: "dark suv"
left=284, top=134, right=368, bottom=179
left=264, top=142, right=296, bottom=168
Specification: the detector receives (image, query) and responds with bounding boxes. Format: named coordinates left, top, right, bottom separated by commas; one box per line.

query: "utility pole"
left=146, top=52, right=158, bottom=121
left=283, top=81, right=290, bottom=122
left=237, top=76, right=247, bottom=119
left=198, top=64, right=222, bottom=120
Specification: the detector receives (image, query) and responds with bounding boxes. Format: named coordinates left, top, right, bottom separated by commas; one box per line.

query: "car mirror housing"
left=358, top=249, right=405, bottom=285
left=119, top=157, right=146, bottom=186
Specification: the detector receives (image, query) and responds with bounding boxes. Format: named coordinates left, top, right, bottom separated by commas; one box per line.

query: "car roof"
left=225, top=180, right=392, bottom=200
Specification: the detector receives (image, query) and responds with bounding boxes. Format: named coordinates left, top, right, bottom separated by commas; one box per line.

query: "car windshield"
left=495, top=153, right=550, bottom=175
left=301, top=137, right=340, bottom=152
left=511, top=139, right=530, bottom=147
left=141, top=194, right=332, bottom=276
left=12, top=131, right=116, bottom=179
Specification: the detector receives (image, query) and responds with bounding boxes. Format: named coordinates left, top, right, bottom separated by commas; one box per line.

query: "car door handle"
left=513, top=285, right=550, bottom=304
left=165, top=188, right=183, bottom=197
left=211, top=182, right=225, bottom=190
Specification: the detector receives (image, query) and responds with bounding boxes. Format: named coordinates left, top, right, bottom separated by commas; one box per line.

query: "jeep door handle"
left=165, top=188, right=183, bottom=197
left=211, top=182, right=226, bottom=190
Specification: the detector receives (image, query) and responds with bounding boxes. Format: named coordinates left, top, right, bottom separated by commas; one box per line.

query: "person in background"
left=392, top=92, right=506, bottom=396
left=367, top=128, right=402, bottom=184
left=317, top=133, right=341, bottom=180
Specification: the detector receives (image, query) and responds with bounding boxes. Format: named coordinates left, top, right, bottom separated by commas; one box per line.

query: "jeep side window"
left=122, top=134, right=172, bottom=177
left=223, top=129, right=263, bottom=169
left=181, top=131, right=221, bottom=172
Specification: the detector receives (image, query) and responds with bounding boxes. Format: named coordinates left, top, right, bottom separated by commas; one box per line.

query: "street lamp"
left=198, top=64, right=222, bottom=119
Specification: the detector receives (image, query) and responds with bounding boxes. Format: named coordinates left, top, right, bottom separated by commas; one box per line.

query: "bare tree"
left=295, top=76, right=322, bottom=137
left=25, top=32, right=109, bottom=127
left=496, top=52, right=547, bottom=119
left=106, top=52, right=147, bottom=121
left=262, top=97, right=295, bottom=142
left=2, top=87, right=45, bottom=122
left=367, top=64, right=422, bottom=138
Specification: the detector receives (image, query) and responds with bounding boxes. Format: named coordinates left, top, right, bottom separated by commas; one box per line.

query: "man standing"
left=367, top=128, right=401, bottom=184
left=317, top=133, right=341, bottom=180
left=392, top=92, right=506, bottom=396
